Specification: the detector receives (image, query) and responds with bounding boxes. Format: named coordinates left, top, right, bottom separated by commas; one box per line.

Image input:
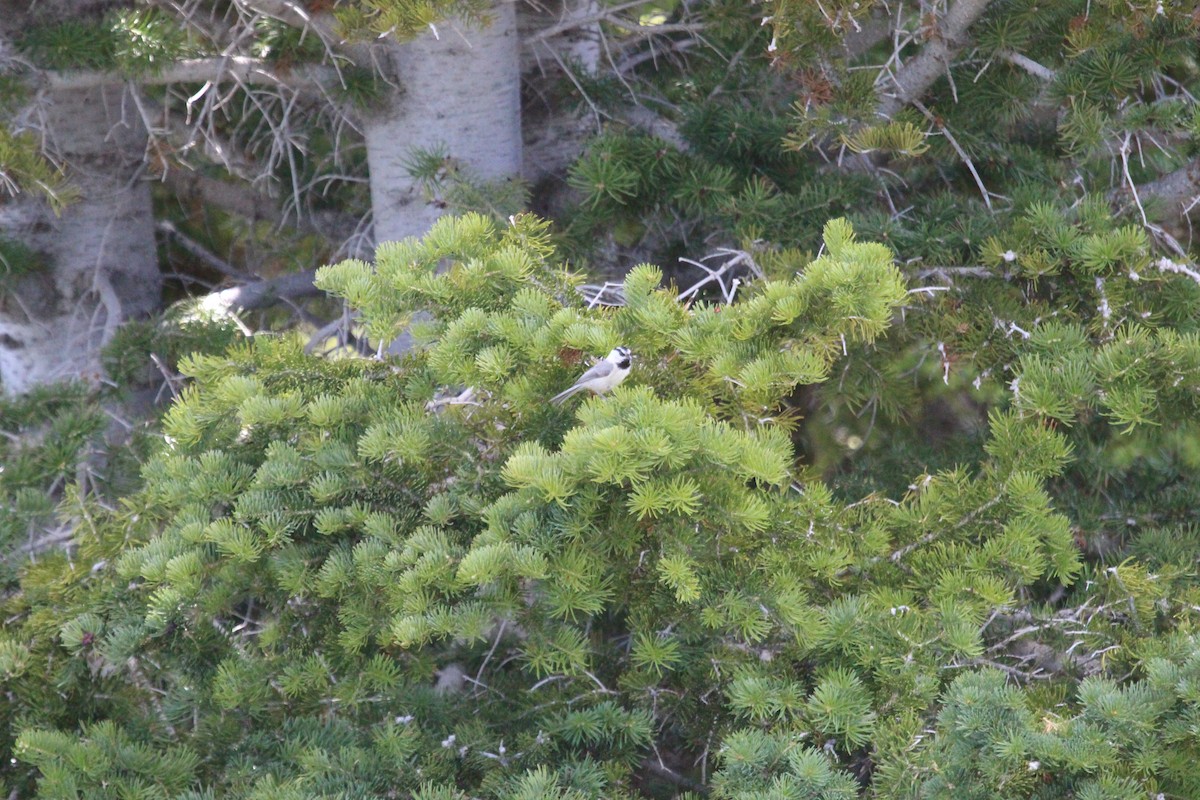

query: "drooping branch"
left=40, top=56, right=337, bottom=91
left=876, top=0, right=995, bottom=119
left=31, top=50, right=362, bottom=246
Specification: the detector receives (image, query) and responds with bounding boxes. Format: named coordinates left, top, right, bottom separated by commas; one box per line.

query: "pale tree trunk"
left=364, top=1, right=523, bottom=245
left=0, top=86, right=160, bottom=394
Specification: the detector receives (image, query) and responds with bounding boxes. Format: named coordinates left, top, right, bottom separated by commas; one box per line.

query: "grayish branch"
left=1134, top=157, right=1200, bottom=221
left=204, top=269, right=323, bottom=312
left=41, top=56, right=337, bottom=91
left=877, top=0, right=995, bottom=119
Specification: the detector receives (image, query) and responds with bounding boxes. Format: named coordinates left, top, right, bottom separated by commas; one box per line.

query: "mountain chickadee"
left=550, top=346, right=632, bottom=404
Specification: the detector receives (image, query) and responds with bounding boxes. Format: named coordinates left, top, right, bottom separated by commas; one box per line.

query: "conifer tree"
left=5, top=1, right=1200, bottom=799
left=3, top=203, right=1198, bottom=797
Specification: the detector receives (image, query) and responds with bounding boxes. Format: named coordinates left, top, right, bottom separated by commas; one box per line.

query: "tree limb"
left=1133, top=157, right=1200, bottom=219
left=203, top=269, right=324, bottom=312
left=40, top=56, right=337, bottom=91
left=877, top=0, right=994, bottom=119
left=156, top=221, right=249, bottom=279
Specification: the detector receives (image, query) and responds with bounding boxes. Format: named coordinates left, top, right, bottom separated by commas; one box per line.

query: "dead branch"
left=156, top=221, right=248, bottom=279
left=203, top=269, right=323, bottom=312
left=40, top=56, right=337, bottom=92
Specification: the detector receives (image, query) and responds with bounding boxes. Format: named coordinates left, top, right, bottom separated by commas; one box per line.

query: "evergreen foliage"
left=6, top=205, right=1200, bottom=797
left=0, top=127, right=79, bottom=214
left=7, top=0, right=1200, bottom=798
left=17, top=10, right=194, bottom=75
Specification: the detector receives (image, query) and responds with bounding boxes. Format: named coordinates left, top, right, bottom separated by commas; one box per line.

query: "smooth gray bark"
left=876, top=0, right=994, bottom=119
left=0, top=86, right=160, bottom=394
left=364, top=2, right=523, bottom=245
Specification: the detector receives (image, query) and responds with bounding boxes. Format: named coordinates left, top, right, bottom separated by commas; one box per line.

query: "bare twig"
left=1118, top=132, right=1149, bottom=228
left=946, top=657, right=1049, bottom=681
left=676, top=248, right=762, bottom=303
left=426, top=386, right=485, bottom=412
left=149, top=353, right=185, bottom=402
left=641, top=758, right=709, bottom=795
left=0, top=524, right=75, bottom=562
left=911, top=98, right=993, bottom=209
left=999, top=50, right=1055, bottom=82
left=579, top=282, right=628, bottom=308
left=526, top=0, right=675, bottom=44
left=157, top=221, right=248, bottom=279
left=1151, top=256, right=1200, bottom=285
left=473, top=618, right=508, bottom=695
left=615, top=37, right=698, bottom=74
left=582, top=247, right=762, bottom=310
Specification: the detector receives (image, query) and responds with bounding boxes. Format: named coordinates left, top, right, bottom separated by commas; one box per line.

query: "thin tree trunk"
left=364, top=1, right=523, bottom=245
left=0, top=86, right=160, bottom=394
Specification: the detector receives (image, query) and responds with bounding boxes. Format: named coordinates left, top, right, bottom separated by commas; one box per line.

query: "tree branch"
left=234, top=0, right=377, bottom=68
left=877, top=0, right=994, bottom=119
left=525, top=0, right=666, bottom=44
left=156, top=221, right=249, bottom=279
left=640, top=758, right=709, bottom=795
left=1133, top=157, right=1200, bottom=219
left=234, top=0, right=345, bottom=48
left=203, top=269, right=324, bottom=312
left=1000, top=50, right=1055, bottom=82
left=40, top=56, right=337, bottom=91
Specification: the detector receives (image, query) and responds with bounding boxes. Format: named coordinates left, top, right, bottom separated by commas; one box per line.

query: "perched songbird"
left=550, top=346, right=632, bottom=404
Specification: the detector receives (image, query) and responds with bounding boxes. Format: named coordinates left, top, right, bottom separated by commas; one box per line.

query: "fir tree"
left=5, top=1, right=1200, bottom=799
left=3, top=207, right=1198, bottom=797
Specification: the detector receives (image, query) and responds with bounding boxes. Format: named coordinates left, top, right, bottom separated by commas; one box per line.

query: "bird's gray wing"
left=551, top=359, right=615, bottom=404
left=573, top=360, right=615, bottom=384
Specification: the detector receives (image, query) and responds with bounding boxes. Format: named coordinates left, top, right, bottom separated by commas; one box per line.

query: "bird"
left=550, top=346, right=632, bottom=404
